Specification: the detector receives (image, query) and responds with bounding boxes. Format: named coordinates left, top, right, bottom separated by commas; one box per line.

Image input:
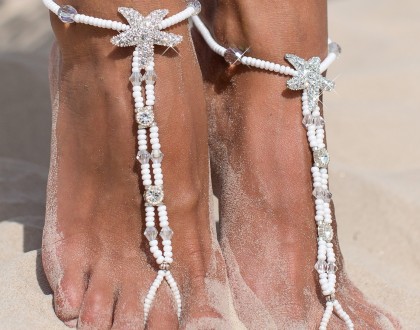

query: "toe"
left=112, top=289, right=143, bottom=329
left=78, top=280, right=117, bottom=330
left=54, top=270, right=87, bottom=325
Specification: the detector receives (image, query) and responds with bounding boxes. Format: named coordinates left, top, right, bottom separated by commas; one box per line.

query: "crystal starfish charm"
left=111, top=8, right=183, bottom=66
left=285, top=54, right=335, bottom=111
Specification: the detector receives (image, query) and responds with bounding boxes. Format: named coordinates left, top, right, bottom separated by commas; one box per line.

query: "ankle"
left=206, top=0, right=329, bottom=61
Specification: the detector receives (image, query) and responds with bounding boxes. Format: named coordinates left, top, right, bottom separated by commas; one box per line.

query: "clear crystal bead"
left=313, top=148, right=330, bottom=168
left=329, top=42, right=342, bottom=57
left=302, top=114, right=315, bottom=127
left=160, top=226, right=174, bottom=240
left=144, top=226, right=158, bottom=241
left=151, top=150, right=164, bottom=164
left=318, top=222, right=334, bottom=242
left=136, top=150, right=151, bottom=164
left=136, top=108, right=155, bottom=128
left=187, top=0, right=202, bottom=15
left=143, top=70, right=157, bottom=84
left=129, top=72, right=142, bottom=86
left=314, top=260, right=327, bottom=273
left=314, top=116, right=325, bottom=128
left=312, top=187, right=332, bottom=203
left=224, top=48, right=243, bottom=65
left=144, top=185, right=164, bottom=206
left=327, top=262, right=338, bottom=274
left=57, top=5, right=78, bottom=23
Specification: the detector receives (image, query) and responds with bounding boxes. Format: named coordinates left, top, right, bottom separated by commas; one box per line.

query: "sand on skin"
left=0, top=0, right=419, bottom=328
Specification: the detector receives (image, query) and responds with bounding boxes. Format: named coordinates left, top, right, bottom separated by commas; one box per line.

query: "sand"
left=0, top=0, right=419, bottom=328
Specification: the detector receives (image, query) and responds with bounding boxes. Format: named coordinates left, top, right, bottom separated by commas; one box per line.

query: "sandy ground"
left=0, top=0, right=419, bottom=329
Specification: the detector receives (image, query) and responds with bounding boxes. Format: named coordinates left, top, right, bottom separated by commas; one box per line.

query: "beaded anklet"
left=42, top=0, right=202, bottom=324
left=192, top=15, right=354, bottom=330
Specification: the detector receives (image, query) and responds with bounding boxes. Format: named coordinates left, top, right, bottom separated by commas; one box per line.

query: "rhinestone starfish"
left=285, top=54, right=335, bottom=111
left=111, top=8, right=183, bottom=66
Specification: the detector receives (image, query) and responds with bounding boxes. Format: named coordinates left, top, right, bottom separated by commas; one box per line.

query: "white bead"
left=160, top=221, right=169, bottom=227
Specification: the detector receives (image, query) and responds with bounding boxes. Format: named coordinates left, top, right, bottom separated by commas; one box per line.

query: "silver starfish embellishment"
left=285, top=54, right=335, bottom=111
left=111, top=8, right=183, bottom=66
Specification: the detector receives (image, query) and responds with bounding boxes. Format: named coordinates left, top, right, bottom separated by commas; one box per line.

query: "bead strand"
left=302, top=90, right=353, bottom=328
left=44, top=0, right=198, bottom=32
left=191, top=15, right=340, bottom=74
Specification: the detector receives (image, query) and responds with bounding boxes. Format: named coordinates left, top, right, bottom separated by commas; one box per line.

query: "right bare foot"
left=42, top=1, right=236, bottom=328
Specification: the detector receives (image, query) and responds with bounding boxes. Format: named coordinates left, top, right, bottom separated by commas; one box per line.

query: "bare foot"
left=195, top=0, right=401, bottom=328
left=42, top=1, right=238, bottom=328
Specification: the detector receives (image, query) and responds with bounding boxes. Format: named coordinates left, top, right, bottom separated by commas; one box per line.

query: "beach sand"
left=0, top=0, right=419, bottom=328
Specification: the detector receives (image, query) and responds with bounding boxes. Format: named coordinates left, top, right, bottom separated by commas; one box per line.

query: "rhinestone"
left=314, top=260, right=327, bottom=273
left=187, top=0, right=202, bottom=15
left=313, top=148, right=330, bottom=168
left=143, top=70, right=157, bottom=84
left=285, top=54, right=335, bottom=112
left=160, top=226, right=174, bottom=240
left=110, top=8, right=183, bottom=66
left=144, top=185, right=164, bottom=206
left=144, top=226, right=158, bottom=241
left=327, top=262, right=338, bottom=274
left=318, top=222, right=334, bottom=242
left=136, top=150, right=151, bottom=164
left=136, top=108, right=155, bottom=128
left=151, top=150, right=164, bottom=164
left=129, top=72, right=142, bottom=86
left=57, top=5, right=78, bottom=23
left=224, top=48, right=243, bottom=65
left=312, top=187, right=332, bottom=203
left=329, top=42, right=342, bottom=57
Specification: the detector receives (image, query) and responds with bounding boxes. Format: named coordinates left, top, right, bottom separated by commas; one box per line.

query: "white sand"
left=0, top=0, right=419, bottom=328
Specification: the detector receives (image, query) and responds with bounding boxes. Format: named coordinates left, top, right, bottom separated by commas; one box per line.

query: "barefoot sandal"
left=43, top=0, right=202, bottom=324
left=192, top=16, right=354, bottom=330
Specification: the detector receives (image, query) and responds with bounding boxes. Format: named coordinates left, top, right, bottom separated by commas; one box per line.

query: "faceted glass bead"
left=160, top=226, right=174, bottom=240
left=151, top=150, right=164, bottom=164
left=137, top=150, right=151, bottom=164
left=312, top=187, right=332, bottom=203
left=224, top=48, right=243, bottom=65
left=57, top=5, right=78, bottom=23
left=129, top=72, right=142, bottom=86
left=187, top=0, right=202, bottom=15
left=136, top=108, right=155, bottom=128
left=318, top=222, right=334, bottom=242
left=143, top=70, right=157, bottom=84
left=144, top=226, right=158, bottom=242
left=314, top=116, right=325, bottom=128
left=302, top=114, right=315, bottom=127
left=314, top=260, right=327, bottom=273
left=327, top=262, right=338, bottom=274
left=144, top=185, right=164, bottom=206
left=313, top=148, right=330, bottom=168
left=329, top=42, right=342, bottom=57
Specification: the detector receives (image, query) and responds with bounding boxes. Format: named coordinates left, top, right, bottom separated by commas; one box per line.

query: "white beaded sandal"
left=192, top=14, right=355, bottom=330
left=42, top=0, right=202, bottom=325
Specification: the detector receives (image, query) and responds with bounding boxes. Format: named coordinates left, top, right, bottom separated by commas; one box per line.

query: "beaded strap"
left=42, top=0, right=202, bottom=324
left=192, top=15, right=354, bottom=330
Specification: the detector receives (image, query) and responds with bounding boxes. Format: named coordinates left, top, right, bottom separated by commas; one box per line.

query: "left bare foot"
left=194, top=0, right=401, bottom=328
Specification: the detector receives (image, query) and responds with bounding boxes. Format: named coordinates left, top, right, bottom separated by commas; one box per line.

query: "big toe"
left=54, top=270, right=87, bottom=327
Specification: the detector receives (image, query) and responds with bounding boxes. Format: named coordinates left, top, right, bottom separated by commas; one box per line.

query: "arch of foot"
left=42, top=0, right=203, bottom=325
left=191, top=16, right=353, bottom=330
